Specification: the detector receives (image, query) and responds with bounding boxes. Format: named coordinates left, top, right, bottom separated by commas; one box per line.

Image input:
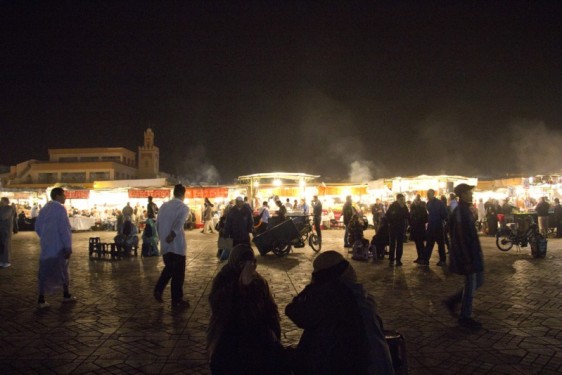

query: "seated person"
left=207, top=244, right=290, bottom=375
left=114, top=218, right=139, bottom=255
left=286, top=251, right=394, bottom=374
left=347, top=213, right=366, bottom=245
left=141, top=213, right=159, bottom=256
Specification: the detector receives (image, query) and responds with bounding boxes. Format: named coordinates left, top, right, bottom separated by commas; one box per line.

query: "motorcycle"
left=495, top=216, right=546, bottom=258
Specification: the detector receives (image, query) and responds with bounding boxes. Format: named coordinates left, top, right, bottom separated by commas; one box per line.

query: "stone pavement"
left=1, top=229, right=561, bottom=374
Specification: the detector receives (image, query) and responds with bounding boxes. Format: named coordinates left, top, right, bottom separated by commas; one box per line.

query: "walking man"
left=553, top=198, right=562, bottom=238
left=35, top=188, right=77, bottom=308
left=422, top=189, right=449, bottom=266
left=154, top=184, right=190, bottom=310
left=385, top=193, right=409, bottom=267
left=443, top=184, right=484, bottom=329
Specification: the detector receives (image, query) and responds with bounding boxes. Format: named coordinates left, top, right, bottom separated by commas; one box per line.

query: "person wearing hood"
left=285, top=250, right=394, bottom=375
left=207, top=244, right=289, bottom=375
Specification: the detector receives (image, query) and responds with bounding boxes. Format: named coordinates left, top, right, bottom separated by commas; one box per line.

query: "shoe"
left=418, top=260, right=429, bottom=266
left=389, top=261, right=394, bottom=267
left=442, top=298, right=458, bottom=318
left=413, top=259, right=419, bottom=264
left=62, top=296, right=77, bottom=303
left=436, top=261, right=446, bottom=266
left=396, top=261, right=403, bottom=266
left=153, top=291, right=164, bottom=303
left=458, top=317, right=482, bottom=329
left=172, top=300, right=190, bottom=310
left=37, top=301, right=50, bottom=309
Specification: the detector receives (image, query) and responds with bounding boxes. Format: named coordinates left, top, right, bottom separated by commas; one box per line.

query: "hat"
left=454, top=183, right=474, bottom=196
left=235, top=196, right=244, bottom=202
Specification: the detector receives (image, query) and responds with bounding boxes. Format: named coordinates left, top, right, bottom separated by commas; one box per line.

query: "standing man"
left=342, top=195, right=354, bottom=248
left=224, top=196, right=254, bottom=246
left=535, top=197, right=550, bottom=238
left=154, top=184, right=190, bottom=310
left=35, top=188, right=77, bottom=308
left=201, top=199, right=215, bottom=234
left=385, top=193, right=409, bottom=267
left=147, top=196, right=159, bottom=218
left=0, top=197, right=18, bottom=268
left=553, top=198, right=562, bottom=238
left=443, top=184, right=484, bottom=329
left=371, top=198, right=384, bottom=231
left=409, top=195, right=428, bottom=264
left=300, top=198, right=310, bottom=215
left=30, top=203, right=40, bottom=230
left=422, top=189, right=449, bottom=266
left=254, top=201, right=270, bottom=235
left=311, top=195, right=323, bottom=245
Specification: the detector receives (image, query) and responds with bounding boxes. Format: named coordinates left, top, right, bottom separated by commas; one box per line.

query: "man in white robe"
left=35, top=188, right=77, bottom=308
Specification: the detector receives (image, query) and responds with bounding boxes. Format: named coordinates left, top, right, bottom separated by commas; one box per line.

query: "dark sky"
left=2, top=1, right=562, bottom=183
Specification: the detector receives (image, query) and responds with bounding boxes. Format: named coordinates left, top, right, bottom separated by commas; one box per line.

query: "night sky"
left=2, top=1, right=562, bottom=184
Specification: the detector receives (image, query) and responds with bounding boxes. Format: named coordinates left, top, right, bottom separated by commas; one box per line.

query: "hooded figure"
left=207, top=244, right=289, bottom=375
left=286, top=251, right=394, bottom=375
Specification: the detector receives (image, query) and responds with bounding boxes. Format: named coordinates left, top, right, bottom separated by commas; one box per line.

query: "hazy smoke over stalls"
left=293, top=90, right=389, bottom=182
left=176, top=144, right=220, bottom=185
left=509, top=120, right=562, bottom=175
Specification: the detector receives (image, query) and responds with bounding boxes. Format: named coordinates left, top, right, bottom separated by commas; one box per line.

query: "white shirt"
left=156, top=198, right=189, bottom=256
left=258, top=207, right=270, bottom=223
left=35, top=200, right=72, bottom=260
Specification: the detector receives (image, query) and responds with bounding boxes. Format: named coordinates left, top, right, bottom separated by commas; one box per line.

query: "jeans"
left=154, top=252, right=186, bottom=303
left=461, top=272, right=484, bottom=319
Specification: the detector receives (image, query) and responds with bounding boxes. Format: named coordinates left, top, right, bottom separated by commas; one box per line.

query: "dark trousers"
left=414, top=239, right=425, bottom=260
left=425, top=228, right=446, bottom=262
left=344, top=224, right=350, bottom=246
left=557, top=220, right=562, bottom=238
left=313, top=217, right=322, bottom=242
left=154, top=252, right=186, bottom=303
left=389, top=227, right=404, bottom=262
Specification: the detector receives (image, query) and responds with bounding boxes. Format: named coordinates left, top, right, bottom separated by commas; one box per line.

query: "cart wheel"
left=496, top=233, right=513, bottom=251
left=272, top=240, right=291, bottom=257
left=308, top=233, right=321, bottom=252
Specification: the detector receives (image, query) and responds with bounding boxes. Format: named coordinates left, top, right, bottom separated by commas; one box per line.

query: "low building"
left=5, top=128, right=163, bottom=188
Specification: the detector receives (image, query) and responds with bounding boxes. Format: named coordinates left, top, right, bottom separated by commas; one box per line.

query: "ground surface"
left=0, top=229, right=561, bottom=374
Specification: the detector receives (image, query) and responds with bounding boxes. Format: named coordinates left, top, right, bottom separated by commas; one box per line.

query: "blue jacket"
left=426, top=198, right=448, bottom=232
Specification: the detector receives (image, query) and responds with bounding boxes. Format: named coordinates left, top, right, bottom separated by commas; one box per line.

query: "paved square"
left=0, top=229, right=561, bottom=374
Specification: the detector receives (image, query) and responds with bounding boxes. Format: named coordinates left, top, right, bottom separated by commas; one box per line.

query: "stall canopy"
left=128, top=189, right=170, bottom=199
left=185, top=187, right=229, bottom=199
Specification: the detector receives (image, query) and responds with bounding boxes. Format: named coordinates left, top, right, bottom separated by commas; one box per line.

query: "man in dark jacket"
left=553, top=198, right=562, bottom=238
left=385, top=194, right=409, bottom=267
left=409, top=195, right=428, bottom=264
left=535, top=197, right=550, bottom=238
left=422, top=189, right=449, bottom=266
left=443, top=184, right=484, bottom=329
left=224, top=196, right=254, bottom=246
left=342, top=195, right=354, bottom=248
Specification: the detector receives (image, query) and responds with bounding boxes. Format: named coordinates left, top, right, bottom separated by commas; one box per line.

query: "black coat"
left=449, top=200, right=484, bottom=275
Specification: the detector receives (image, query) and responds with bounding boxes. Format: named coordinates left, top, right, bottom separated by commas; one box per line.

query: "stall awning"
left=185, top=187, right=229, bottom=199
left=128, top=189, right=171, bottom=199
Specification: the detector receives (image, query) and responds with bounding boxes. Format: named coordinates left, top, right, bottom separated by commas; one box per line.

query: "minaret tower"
left=138, top=128, right=160, bottom=178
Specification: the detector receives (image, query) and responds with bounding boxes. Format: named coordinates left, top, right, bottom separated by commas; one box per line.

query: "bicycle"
left=496, top=216, right=546, bottom=258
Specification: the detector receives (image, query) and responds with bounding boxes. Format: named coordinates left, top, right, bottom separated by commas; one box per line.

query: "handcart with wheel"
left=253, top=215, right=321, bottom=257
